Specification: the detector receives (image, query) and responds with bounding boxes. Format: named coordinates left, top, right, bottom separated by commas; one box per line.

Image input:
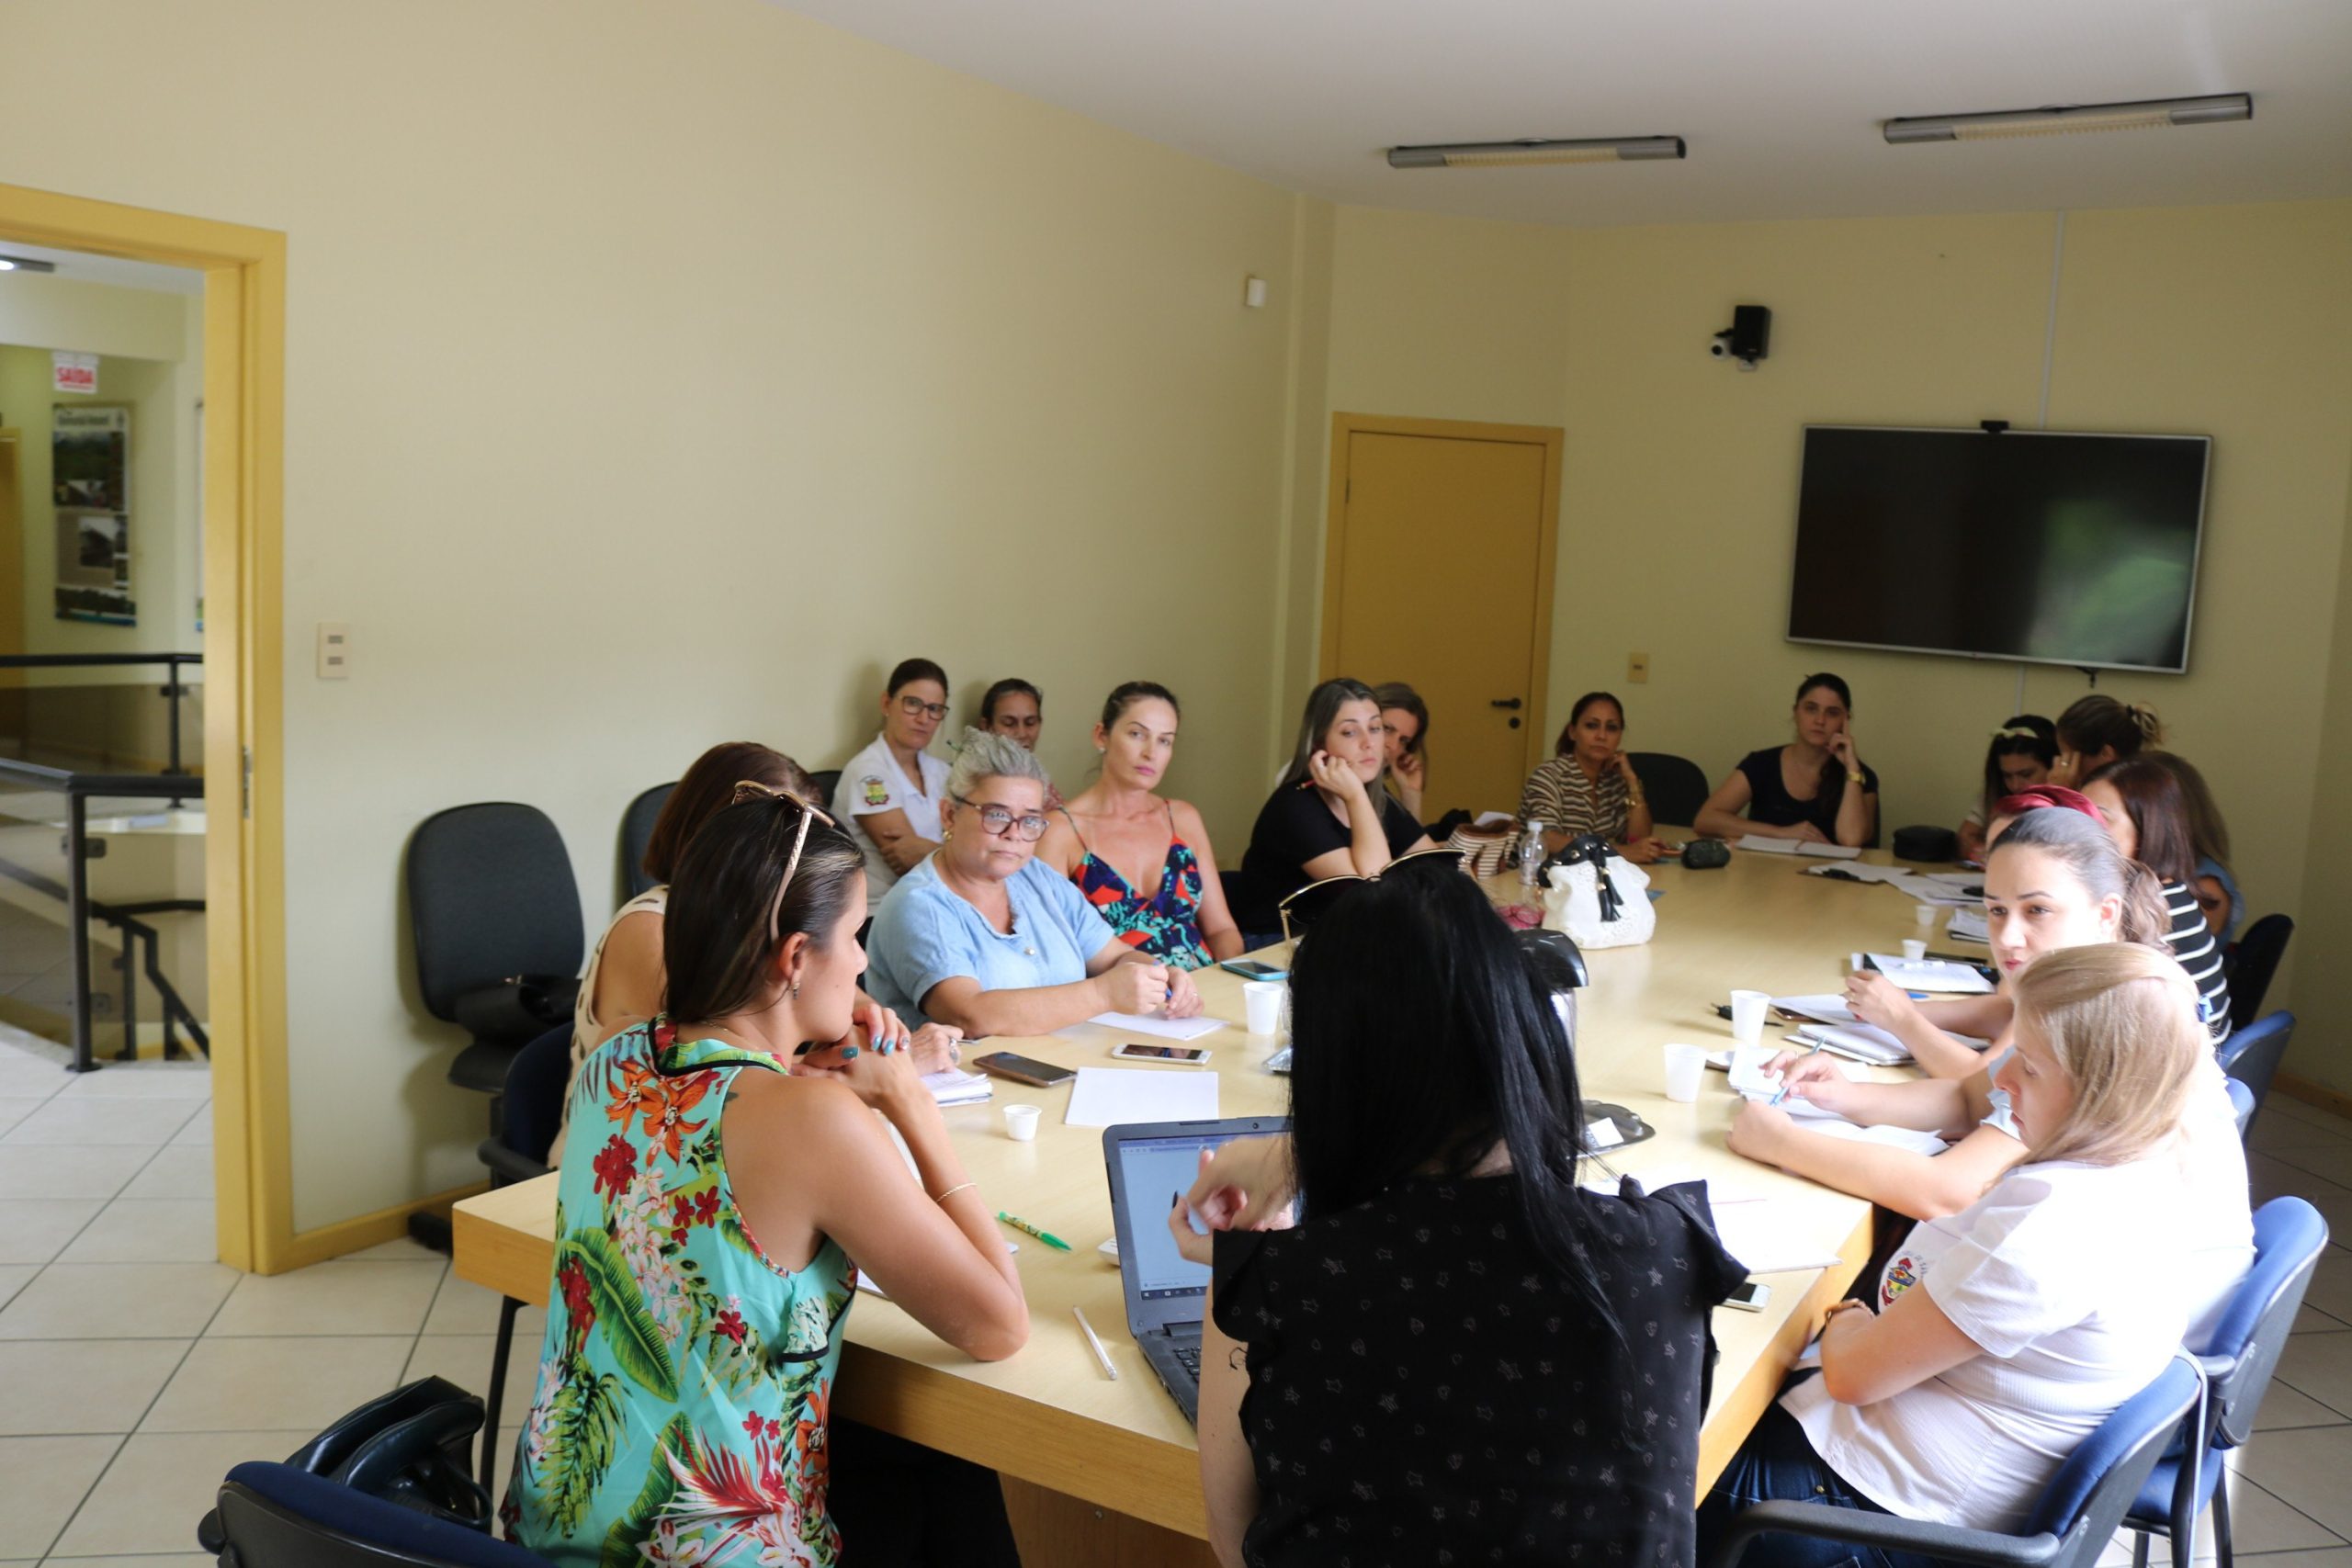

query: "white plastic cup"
left=1916, top=902, right=1938, bottom=929
left=1902, top=938, right=1928, bottom=962
left=1662, top=1043, right=1707, bottom=1103
left=1728, top=989, right=1770, bottom=1046
left=1001, top=1103, right=1041, bottom=1142
left=1242, top=981, right=1286, bottom=1036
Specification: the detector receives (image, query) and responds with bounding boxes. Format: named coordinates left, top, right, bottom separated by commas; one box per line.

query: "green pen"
left=997, top=1211, right=1071, bottom=1251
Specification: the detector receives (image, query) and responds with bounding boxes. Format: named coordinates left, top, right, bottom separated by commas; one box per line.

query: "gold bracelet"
left=1847, top=771, right=1865, bottom=784
left=932, top=1181, right=978, bottom=1204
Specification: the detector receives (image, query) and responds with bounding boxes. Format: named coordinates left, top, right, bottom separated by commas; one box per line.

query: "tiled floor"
left=2, top=1021, right=2351, bottom=1564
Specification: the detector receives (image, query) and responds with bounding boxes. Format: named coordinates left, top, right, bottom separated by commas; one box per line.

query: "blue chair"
left=618, top=782, right=676, bottom=901
left=469, top=1022, right=572, bottom=1492
left=2225, top=1078, right=2256, bottom=1143
left=2125, top=1197, right=2330, bottom=1568
left=1705, top=1358, right=2202, bottom=1568
left=2215, top=1013, right=2294, bottom=1137
left=209, top=1461, right=555, bottom=1566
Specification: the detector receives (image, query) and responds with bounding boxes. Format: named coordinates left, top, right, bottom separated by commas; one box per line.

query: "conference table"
left=455, top=848, right=1942, bottom=1564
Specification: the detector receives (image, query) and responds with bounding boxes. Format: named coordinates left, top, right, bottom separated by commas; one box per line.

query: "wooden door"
left=1322, top=415, right=1561, bottom=818
left=0, top=433, right=22, bottom=729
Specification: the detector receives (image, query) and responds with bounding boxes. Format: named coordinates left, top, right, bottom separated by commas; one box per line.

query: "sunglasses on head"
left=1276, top=845, right=1470, bottom=949
left=730, top=781, right=838, bottom=940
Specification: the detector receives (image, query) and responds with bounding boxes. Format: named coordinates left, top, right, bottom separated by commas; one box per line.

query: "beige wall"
left=2295, top=454, right=2352, bottom=1091
left=0, top=0, right=1306, bottom=1230
left=1309, top=199, right=2352, bottom=1088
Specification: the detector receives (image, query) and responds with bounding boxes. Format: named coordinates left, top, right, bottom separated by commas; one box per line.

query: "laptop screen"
left=1114, top=1132, right=1222, bottom=1301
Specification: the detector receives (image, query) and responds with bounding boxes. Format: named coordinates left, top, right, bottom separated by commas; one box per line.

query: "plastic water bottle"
left=1519, top=820, right=1544, bottom=886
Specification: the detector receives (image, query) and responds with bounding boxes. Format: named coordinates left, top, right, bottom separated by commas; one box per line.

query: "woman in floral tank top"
left=504, top=784, right=1028, bottom=1566
left=1036, top=682, right=1246, bottom=970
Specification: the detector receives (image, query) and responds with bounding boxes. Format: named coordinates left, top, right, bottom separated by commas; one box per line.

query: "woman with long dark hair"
left=1956, top=716, right=2056, bottom=862
left=2081, top=756, right=2232, bottom=1039
left=1173, top=860, right=1744, bottom=1567
left=506, top=785, right=1028, bottom=1565
left=1239, top=677, right=1434, bottom=908
left=1695, top=673, right=1879, bottom=848
left=1518, top=690, right=1671, bottom=863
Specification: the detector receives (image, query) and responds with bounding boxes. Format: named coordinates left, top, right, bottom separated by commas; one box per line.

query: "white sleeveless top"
left=548, top=886, right=666, bottom=1160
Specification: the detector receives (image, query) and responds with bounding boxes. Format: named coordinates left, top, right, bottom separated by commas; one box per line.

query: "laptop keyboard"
left=1170, top=1342, right=1202, bottom=1380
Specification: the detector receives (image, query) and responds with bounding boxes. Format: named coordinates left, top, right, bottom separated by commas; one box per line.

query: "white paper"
left=923, top=1067, right=992, bottom=1106
left=1087, top=1010, right=1223, bottom=1042
left=1789, top=1023, right=1915, bottom=1066
left=1474, top=810, right=1516, bottom=829
left=1586, top=1116, right=1624, bottom=1150
left=1859, top=954, right=1995, bottom=994
left=1063, top=1067, right=1220, bottom=1128
left=1805, top=1120, right=1950, bottom=1156
left=1947, top=909, right=1990, bottom=943
left=1710, top=1201, right=1848, bottom=1275
left=1736, top=836, right=1862, bottom=860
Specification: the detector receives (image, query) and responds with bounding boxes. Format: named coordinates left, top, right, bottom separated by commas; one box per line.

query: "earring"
left=789, top=981, right=801, bottom=999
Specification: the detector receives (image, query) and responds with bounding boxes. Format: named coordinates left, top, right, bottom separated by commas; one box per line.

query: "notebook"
left=922, top=1067, right=992, bottom=1107
left=1737, top=835, right=1863, bottom=860
left=1102, top=1116, right=1289, bottom=1424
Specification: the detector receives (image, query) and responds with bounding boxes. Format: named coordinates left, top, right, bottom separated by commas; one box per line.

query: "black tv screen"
left=1787, top=426, right=2211, bottom=673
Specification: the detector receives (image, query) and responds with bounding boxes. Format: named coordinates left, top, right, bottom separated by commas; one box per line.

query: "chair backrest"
left=618, top=782, right=676, bottom=902
left=2215, top=1011, right=2294, bottom=1125
left=809, top=768, right=842, bottom=815
left=406, top=804, right=584, bottom=1023
left=2200, top=1197, right=2329, bottom=1449
left=2227, top=913, right=2294, bottom=1027
left=1627, top=751, right=1710, bottom=828
left=2018, top=1357, right=2203, bottom=1568
left=214, top=1461, right=554, bottom=1567
left=500, top=1023, right=578, bottom=1168
left=2225, top=1077, right=2256, bottom=1141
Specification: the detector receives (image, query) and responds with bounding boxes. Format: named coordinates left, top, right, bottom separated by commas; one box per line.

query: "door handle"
left=1489, top=698, right=1523, bottom=710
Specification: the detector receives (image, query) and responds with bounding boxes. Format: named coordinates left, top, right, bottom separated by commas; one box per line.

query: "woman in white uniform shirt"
left=1701, top=942, right=2252, bottom=1562
left=840, top=658, right=955, bottom=915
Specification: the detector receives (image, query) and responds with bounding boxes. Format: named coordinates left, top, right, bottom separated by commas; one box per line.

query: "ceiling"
left=0, top=242, right=201, bottom=295
left=774, top=0, right=2352, bottom=227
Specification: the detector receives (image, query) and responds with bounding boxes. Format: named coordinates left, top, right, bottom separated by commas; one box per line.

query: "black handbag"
left=1681, top=839, right=1732, bottom=870
left=197, top=1377, right=492, bottom=1552
left=450, top=974, right=581, bottom=1048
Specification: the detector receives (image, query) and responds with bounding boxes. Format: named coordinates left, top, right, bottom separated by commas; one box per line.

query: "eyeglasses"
left=897, top=695, right=950, bottom=721
left=951, top=793, right=1050, bottom=842
left=1277, top=845, right=1469, bottom=949
left=730, top=781, right=839, bottom=939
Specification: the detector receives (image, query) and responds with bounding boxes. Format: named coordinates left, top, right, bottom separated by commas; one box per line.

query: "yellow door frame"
left=0, top=181, right=287, bottom=1272
left=1321, top=412, right=1565, bottom=781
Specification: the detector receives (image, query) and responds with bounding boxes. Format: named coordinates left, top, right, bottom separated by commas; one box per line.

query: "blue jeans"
left=1697, top=1404, right=1939, bottom=1568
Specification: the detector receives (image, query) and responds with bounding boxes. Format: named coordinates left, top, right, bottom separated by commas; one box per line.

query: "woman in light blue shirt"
left=866, top=729, right=1204, bottom=1034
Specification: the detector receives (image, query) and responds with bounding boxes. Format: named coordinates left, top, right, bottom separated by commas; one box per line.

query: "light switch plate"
left=1628, top=651, right=1650, bottom=683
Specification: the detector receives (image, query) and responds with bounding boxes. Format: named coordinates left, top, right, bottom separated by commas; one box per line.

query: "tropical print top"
left=503, top=1021, right=854, bottom=1568
left=1065, top=804, right=1211, bottom=970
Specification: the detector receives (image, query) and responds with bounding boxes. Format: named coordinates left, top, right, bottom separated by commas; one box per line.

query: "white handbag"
left=1541, top=838, right=1656, bottom=950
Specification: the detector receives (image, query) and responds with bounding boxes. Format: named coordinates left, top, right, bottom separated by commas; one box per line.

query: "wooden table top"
left=456, top=849, right=1938, bottom=1537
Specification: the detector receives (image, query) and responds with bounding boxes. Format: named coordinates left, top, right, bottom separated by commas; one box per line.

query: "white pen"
left=1073, top=1305, right=1118, bottom=1381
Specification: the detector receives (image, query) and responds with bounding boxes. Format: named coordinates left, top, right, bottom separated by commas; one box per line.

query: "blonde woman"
left=1702, top=942, right=2252, bottom=1560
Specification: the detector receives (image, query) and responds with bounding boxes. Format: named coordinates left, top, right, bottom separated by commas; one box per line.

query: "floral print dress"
left=503, top=1021, right=854, bottom=1567
left=1065, top=803, right=1212, bottom=970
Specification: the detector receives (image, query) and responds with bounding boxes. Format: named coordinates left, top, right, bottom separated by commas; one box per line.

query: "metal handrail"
left=0, top=652, right=202, bottom=776
left=0, top=759, right=209, bottom=1072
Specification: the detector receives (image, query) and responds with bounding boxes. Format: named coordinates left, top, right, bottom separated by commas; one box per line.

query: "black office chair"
left=2226, top=914, right=2293, bottom=1029
left=617, top=782, right=676, bottom=901
left=1627, top=751, right=1710, bottom=828
left=469, top=1023, right=572, bottom=1491
left=2216, top=1011, right=2295, bottom=1137
left=207, top=1462, right=552, bottom=1567
left=809, top=767, right=842, bottom=815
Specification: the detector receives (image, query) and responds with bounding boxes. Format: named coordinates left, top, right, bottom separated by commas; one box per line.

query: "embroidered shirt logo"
left=1881, top=1255, right=1921, bottom=1307
left=860, top=775, right=888, bottom=807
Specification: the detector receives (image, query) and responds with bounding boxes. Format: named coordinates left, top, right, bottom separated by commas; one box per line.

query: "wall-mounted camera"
left=1711, top=304, right=1770, bottom=369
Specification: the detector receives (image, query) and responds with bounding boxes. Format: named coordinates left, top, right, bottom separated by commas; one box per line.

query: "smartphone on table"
left=1218, top=959, right=1287, bottom=981
left=1110, top=1042, right=1212, bottom=1066
left=970, top=1051, right=1075, bottom=1088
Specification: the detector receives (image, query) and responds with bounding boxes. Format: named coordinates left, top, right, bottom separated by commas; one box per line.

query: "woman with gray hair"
left=865, top=728, right=1204, bottom=1033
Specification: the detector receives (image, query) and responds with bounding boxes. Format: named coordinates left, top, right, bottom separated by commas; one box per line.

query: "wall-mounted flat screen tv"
left=1787, top=425, right=2211, bottom=674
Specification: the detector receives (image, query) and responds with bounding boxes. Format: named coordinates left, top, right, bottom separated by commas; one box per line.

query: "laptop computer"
left=1101, top=1115, right=1288, bottom=1426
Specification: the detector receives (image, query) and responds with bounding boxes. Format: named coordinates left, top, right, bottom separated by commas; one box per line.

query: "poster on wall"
left=52, top=405, right=134, bottom=625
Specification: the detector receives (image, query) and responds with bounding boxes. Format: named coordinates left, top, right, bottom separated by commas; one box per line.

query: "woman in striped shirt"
left=1517, top=692, right=1674, bottom=864
left=2082, top=758, right=2233, bottom=1042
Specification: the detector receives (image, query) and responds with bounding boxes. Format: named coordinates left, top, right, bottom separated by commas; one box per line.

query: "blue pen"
left=1770, top=1037, right=1825, bottom=1107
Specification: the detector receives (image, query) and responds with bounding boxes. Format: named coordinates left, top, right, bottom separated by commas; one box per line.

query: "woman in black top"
left=1241, top=678, right=1433, bottom=907
left=1695, top=672, right=1880, bottom=848
left=1172, top=860, right=1747, bottom=1568
left=2080, top=757, right=2232, bottom=1041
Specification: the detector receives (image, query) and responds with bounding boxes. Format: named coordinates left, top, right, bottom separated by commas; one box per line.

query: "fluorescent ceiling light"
left=1883, top=94, right=2251, bottom=144
left=1388, top=136, right=1686, bottom=169
left=0, top=255, right=60, bottom=274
